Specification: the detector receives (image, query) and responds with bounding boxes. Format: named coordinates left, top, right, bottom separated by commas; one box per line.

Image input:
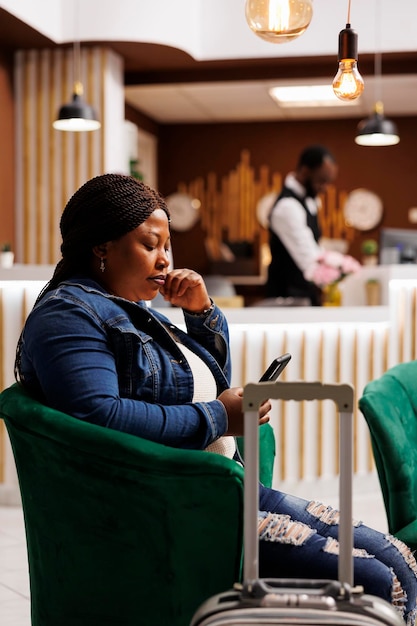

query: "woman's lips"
left=149, top=276, right=166, bottom=286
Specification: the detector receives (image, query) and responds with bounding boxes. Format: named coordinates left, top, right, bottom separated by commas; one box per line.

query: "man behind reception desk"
left=265, top=145, right=337, bottom=306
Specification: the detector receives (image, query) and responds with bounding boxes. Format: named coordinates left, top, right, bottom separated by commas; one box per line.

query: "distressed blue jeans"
left=258, top=484, right=417, bottom=625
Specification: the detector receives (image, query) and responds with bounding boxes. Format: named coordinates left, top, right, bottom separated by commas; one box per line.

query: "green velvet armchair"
left=0, top=383, right=275, bottom=626
left=359, top=360, right=417, bottom=550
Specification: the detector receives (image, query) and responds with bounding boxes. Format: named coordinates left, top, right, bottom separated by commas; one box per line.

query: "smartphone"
left=259, top=353, right=291, bottom=382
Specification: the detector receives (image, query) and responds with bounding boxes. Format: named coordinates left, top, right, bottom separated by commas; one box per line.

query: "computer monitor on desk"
left=379, top=228, right=417, bottom=264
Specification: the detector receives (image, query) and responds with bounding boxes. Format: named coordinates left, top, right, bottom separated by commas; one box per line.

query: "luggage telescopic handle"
left=242, top=381, right=354, bottom=413
left=242, top=381, right=355, bottom=587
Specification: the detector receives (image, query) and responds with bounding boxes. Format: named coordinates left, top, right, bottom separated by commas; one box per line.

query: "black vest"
left=265, top=186, right=322, bottom=306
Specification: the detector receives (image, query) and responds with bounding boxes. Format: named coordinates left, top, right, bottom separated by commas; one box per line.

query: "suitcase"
left=190, top=381, right=405, bottom=626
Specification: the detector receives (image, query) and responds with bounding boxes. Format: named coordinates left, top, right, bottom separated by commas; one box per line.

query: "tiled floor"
left=0, top=505, right=30, bottom=626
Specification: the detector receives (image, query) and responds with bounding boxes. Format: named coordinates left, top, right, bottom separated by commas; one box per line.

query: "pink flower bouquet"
left=304, top=250, right=361, bottom=287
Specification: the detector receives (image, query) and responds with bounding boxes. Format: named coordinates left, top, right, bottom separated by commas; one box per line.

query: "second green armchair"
left=359, top=360, right=417, bottom=551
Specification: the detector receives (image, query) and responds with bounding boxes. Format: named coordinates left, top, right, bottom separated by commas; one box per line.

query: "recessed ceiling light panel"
left=269, top=85, right=359, bottom=108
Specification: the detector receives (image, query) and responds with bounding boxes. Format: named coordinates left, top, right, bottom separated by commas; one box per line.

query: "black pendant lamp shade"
left=53, top=62, right=101, bottom=132
left=54, top=96, right=100, bottom=131
left=354, top=0, right=400, bottom=148
left=355, top=101, right=399, bottom=146
left=53, top=81, right=101, bottom=132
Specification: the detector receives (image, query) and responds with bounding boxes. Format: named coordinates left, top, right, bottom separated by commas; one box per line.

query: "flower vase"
left=365, top=279, right=380, bottom=306
left=322, top=282, right=341, bottom=306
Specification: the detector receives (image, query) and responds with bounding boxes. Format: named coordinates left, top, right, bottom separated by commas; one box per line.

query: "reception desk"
left=1, top=264, right=417, bottom=511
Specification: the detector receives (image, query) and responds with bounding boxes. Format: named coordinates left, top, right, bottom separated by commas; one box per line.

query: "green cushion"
left=359, top=361, right=417, bottom=549
left=394, top=519, right=417, bottom=551
left=236, top=422, right=276, bottom=488
left=1, top=383, right=275, bottom=626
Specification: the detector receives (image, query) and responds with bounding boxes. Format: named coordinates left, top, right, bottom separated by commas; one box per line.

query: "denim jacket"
left=17, top=277, right=232, bottom=449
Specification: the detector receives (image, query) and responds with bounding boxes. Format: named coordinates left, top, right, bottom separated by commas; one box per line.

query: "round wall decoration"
left=343, top=188, right=383, bottom=231
left=165, top=193, right=201, bottom=232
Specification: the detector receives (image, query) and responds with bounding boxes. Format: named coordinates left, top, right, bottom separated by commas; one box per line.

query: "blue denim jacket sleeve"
left=18, top=286, right=231, bottom=450
left=163, top=306, right=230, bottom=376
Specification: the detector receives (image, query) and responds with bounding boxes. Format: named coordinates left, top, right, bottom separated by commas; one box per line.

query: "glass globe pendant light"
left=245, top=0, right=313, bottom=44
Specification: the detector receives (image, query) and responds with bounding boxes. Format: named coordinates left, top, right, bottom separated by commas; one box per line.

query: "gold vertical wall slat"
left=36, top=51, right=44, bottom=263
left=325, top=185, right=337, bottom=238
left=22, top=289, right=30, bottom=328
left=317, top=330, right=324, bottom=477
left=368, top=331, right=374, bottom=382
left=279, top=329, right=288, bottom=482
left=352, top=330, right=358, bottom=474
left=49, top=50, right=58, bottom=263
left=398, top=288, right=405, bottom=363
left=241, top=331, right=247, bottom=384
left=23, top=51, right=31, bottom=264
left=61, top=50, right=70, bottom=213
left=75, top=129, right=82, bottom=190
left=261, top=334, right=268, bottom=371
left=367, top=331, right=375, bottom=472
left=298, top=332, right=306, bottom=480
left=279, top=333, right=288, bottom=481
left=383, top=326, right=389, bottom=372
left=335, top=330, right=341, bottom=382
left=98, top=48, right=106, bottom=174
left=238, top=151, right=247, bottom=239
left=334, top=330, right=341, bottom=475
left=86, top=48, right=95, bottom=180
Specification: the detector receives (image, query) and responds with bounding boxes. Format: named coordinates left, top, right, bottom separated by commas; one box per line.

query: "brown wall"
left=2, top=62, right=416, bottom=267
left=0, top=52, right=15, bottom=249
left=158, top=116, right=417, bottom=263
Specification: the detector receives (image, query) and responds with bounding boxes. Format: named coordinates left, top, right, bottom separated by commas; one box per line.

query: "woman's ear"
left=92, top=243, right=107, bottom=259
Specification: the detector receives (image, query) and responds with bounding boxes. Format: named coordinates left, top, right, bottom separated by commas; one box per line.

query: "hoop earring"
left=100, top=257, right=106, bottom=273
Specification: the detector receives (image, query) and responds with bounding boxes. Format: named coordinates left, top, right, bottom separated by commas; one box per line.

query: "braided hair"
left=44, top=173, right=170, bottom=296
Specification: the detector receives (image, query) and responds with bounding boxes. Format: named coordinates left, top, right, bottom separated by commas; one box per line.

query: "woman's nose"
left=157, top=250, right=170, bottom=268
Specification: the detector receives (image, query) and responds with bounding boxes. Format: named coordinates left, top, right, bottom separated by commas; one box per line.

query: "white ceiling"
left=125, top=74, right=417, bottom=124
left=4, top=0, right=416, bottom=125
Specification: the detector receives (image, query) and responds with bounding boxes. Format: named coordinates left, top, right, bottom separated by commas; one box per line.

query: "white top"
left=174, top=341, right=237, bottom=459
left=269, top=173, right=322, bottom=274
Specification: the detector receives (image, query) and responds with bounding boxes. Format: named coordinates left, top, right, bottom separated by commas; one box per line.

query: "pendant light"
left=53, top=77, right=101, bottom=131
left=245, top=0, right=313, bottom=44
left=355, top=0, right=399, bottom=146
left=53, top=3, right=100, bottom=132
left=332, top=0, right=364, bottom=101
left=355, top=101, right=399, bottom=146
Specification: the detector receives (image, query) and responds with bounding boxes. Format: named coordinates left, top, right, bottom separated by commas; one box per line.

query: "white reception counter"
left=0, top=264, right=416, bottom=511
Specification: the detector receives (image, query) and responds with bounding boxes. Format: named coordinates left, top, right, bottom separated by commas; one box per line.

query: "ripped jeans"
left=258, top=485, right=417, bottom=626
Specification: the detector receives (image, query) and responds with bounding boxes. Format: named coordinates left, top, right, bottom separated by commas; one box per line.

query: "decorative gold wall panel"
left=14, top=47, right=123, bottom=265
left=178, top=149, right=355, bottom=255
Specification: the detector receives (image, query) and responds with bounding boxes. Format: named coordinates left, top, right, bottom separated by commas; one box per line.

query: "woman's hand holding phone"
left=218, top=354, right=291, bottom=436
